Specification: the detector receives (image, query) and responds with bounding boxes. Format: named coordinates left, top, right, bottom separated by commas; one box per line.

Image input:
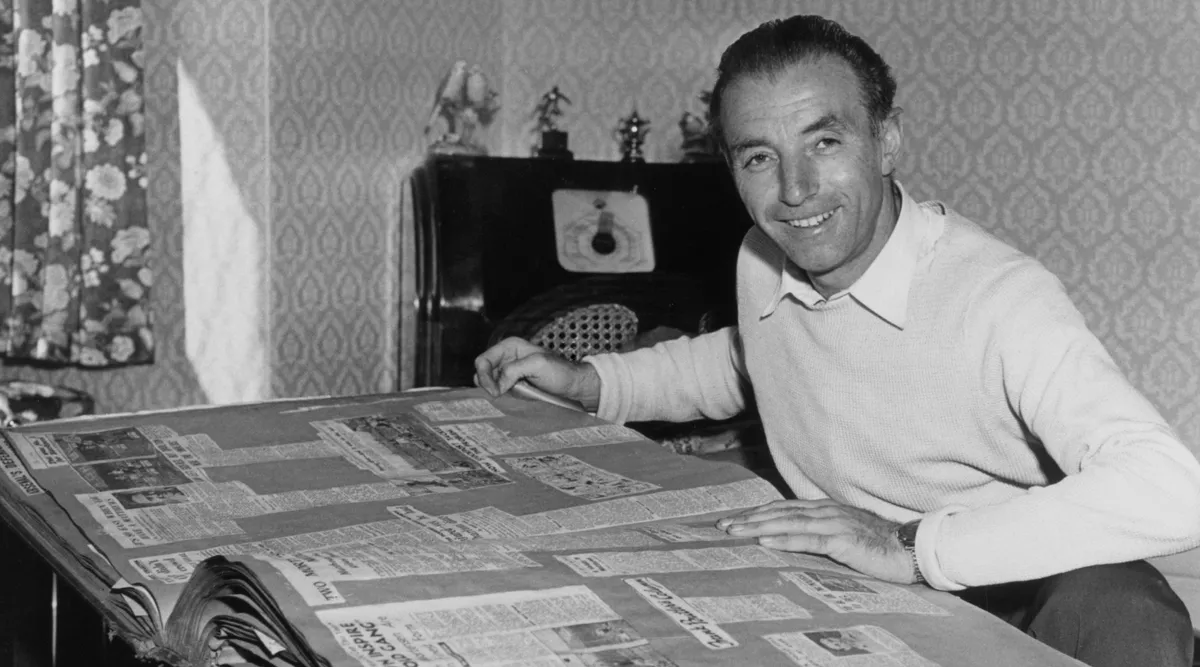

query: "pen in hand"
left=510, top=380, right=588, bottom=413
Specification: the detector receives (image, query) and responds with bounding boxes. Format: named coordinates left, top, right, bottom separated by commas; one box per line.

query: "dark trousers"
left=956, top=560, right=1194, bottom=667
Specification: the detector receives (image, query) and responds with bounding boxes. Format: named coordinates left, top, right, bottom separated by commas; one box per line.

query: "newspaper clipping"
left=624, top=577, right=738, bottom=650
left=505, top=454, right=660, bottom=500
left=782, top=571, right=948, bottom=616
left=432, top=422, right=645, bottom=456
left=0, top=436, right=42, bottom=496
left=313, top=414, right=511, bottom=486
left=317, top=585, right=678, bottom=667
left=683, top=594, right=812, bottom=624
left=764, top=625, right=940, bottom=667
left=415, top=399, right=505, bottom=423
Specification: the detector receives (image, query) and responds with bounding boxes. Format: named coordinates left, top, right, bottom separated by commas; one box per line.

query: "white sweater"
left=585, top=185, right=1200, bottom=591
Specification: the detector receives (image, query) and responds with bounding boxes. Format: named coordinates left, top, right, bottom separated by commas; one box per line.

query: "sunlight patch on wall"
left=178, top=60, right=269, bottom=404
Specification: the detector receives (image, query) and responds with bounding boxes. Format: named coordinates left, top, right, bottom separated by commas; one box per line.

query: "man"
left=474, top=15, right=1200, bottom=667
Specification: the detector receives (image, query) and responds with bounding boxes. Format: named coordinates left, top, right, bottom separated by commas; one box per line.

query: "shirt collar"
left=760, top=181, right=931, bottom=329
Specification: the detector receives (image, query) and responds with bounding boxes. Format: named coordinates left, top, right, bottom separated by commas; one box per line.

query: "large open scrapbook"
left=0, top=388, right=1082, bottom=666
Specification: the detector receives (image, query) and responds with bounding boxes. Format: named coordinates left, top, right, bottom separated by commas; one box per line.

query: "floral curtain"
left=0, top=0, right=150, bottom=367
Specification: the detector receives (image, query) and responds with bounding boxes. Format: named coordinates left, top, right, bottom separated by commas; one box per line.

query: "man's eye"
left=742, top=153, right=770, bottom=169
left=815, top=137, right=841, bottom=151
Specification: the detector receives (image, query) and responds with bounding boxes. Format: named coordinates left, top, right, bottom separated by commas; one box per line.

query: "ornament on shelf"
left=614, top=108, right=650, bottom=163
left=424, top=60, right=501, bottom=155
left=679, top=90, right=719, bottom=162
left=533, top=86, right=573, bottom=159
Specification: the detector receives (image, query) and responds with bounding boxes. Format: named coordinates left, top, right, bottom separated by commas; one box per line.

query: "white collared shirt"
left=760, top=182, right=941, bottom=330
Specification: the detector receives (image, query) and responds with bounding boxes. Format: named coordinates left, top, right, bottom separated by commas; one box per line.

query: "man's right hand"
left=473, top=337, right=602, bottom=412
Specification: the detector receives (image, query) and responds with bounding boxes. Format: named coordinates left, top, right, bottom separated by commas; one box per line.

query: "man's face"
left=720, top=56, right=902, bottom=296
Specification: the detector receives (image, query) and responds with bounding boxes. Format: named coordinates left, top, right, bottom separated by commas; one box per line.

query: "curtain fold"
left=0, top=0, right=150, bottom=367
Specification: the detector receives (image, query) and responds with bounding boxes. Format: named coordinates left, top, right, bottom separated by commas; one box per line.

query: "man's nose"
left=778, top=156, right=817, bottom=206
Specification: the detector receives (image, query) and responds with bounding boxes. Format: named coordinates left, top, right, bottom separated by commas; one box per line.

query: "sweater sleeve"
left=920, top=263, right=1200, bottom=591
left=582, top=326, right=750, bottom=425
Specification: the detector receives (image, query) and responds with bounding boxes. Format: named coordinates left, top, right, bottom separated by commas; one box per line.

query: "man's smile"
left=782, top=207, right=839, bottom=229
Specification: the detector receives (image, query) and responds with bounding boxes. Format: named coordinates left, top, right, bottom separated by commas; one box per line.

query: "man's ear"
left=880, top=107, right=903, bottom=176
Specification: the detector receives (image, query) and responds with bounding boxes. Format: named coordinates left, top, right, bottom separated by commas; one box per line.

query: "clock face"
left=551, top=189, right=655, bottom=273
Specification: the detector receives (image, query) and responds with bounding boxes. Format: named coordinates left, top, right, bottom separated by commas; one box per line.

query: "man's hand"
left=716, top=499, right=916, bottom=584
left=474, top=337, right=602, bottom=411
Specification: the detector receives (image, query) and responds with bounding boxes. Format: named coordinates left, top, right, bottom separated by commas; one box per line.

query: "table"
left=0, top=518, right=143, bottom=667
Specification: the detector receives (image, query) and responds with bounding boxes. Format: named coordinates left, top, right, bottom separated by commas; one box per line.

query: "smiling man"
left=718, top=55, right=900, bottom=300
left=473, top=15, right=1200, bottom=667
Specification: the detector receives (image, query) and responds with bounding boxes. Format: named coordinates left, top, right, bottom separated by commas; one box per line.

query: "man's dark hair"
left=708, top=15, right=897, bottom=152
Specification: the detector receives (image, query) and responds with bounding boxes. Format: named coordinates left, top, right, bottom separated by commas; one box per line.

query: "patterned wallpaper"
left=3, top=0, right=1198, bottom=463
left=268, top=0, right=501, bottom=398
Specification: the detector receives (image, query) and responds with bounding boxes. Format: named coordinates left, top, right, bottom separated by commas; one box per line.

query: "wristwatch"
left=895, top=519, right=926, bottom=585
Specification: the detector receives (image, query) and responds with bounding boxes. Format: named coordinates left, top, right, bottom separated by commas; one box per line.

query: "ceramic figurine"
left=425, top=60, right=500, bottom=155
left=679, top=90, right=719, bottom=162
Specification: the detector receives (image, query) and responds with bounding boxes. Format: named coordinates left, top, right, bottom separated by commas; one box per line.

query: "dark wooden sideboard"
left=405, top=155, right=752, bottom=388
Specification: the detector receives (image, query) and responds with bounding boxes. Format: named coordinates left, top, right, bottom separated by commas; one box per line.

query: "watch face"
left=897, top=520, right=919, bottom=546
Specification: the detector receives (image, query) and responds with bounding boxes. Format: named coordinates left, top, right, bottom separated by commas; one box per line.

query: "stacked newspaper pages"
left=0, top=388, right=1082, bottom=667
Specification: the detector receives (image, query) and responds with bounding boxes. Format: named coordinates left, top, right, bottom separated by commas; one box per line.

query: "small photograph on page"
left=387, top=476, right=456, bottom=495
left=765, top=625, right=940, bottom=666
left=57, top=427, right=157, bottom=464
left=533, top=619, right=646, bottom=652
left=74, top=456, right=191, bottom=492
left=111, top=485, right=190, bottom=509
left=804, top=628, right=881, bottom=657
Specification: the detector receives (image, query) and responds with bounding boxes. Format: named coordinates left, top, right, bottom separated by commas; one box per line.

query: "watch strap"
left=896, top=519, right=926, bottom=585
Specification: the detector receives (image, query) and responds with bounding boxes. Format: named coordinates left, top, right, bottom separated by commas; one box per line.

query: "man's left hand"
left=716, top=499, right=916, bottom=584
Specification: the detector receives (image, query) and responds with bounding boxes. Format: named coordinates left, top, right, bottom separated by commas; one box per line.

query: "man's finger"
left=474, top=338, right=539, bottom=395
left=720, top=498, right=840, bottom=519
left=736, top=505, right=845, bottom=523
left=757, top=532, right=834, bottom=555
left=495, top=354, right=549, bottom=395
left=727, top=515, right=846, bottom=539
left=474, top=357, right=500, bottom=395
left=718, top=503, right=844, bottom=529
left=720, top=507, right=809, bottom=527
